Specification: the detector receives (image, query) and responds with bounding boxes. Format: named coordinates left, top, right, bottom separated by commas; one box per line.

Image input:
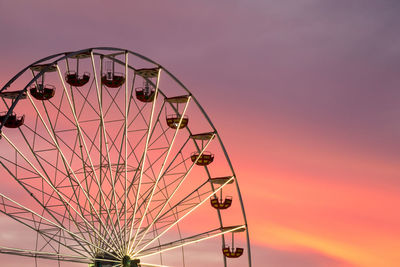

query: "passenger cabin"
left=165, top=95, right=190, bottom=129
left=102, top=60, right=125, bottom=88
left=102, top=72, right=125, bottom=88
left=66, top=71, right=90, bottom=87
left=209, top=176, right=234, bottom=209
left=210, top=196, right=232, bottom=209
left=166, top=114, right=188, bottom=129
left=190, top=132, right=216, bottom=166
left=136, top=86, right=155, bottom=102
left=190, top=151, right=214, bottom=166
left=135, top=68, right=159, bottom=102
left=65, top=51, right=91, bottom=87
left=0, top=91, right=26, bottom=128
left=222, top=226, right=246, bottom=259
left=222, top=247, right=244, bottom=258
left=0, top=113, right=25, bottom=128
left=30, top=64, right=57, bottom=99
left=30, top=84, right=55, bottom=100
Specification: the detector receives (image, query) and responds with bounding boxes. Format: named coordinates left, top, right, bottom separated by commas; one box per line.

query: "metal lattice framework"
left=0, top=47, right=251, bottom=267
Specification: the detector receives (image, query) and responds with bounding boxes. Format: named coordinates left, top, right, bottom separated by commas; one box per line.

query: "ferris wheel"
left=0, top=47, right=251, bottom=267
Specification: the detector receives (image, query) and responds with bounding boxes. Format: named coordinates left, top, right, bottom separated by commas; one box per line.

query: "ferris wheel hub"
left=122, top=255, right=131, bottom=266
left=122, top=255, right=140, bottom=267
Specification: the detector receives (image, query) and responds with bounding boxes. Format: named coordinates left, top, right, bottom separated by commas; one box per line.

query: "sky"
left=1, top=0, right=400, bottom=266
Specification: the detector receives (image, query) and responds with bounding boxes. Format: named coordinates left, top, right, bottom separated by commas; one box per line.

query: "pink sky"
left=1, top=0, right=400, bottom=266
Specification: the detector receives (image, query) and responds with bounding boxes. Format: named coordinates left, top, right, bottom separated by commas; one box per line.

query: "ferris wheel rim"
left=0, top=47, right=252, bottom=266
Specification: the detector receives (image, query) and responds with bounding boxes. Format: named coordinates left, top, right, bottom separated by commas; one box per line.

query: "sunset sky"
left=1, top=0, right=400, bottom=266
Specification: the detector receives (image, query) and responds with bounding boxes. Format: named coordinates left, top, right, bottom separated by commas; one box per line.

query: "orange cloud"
left=241, top=168, right=400, bottom=267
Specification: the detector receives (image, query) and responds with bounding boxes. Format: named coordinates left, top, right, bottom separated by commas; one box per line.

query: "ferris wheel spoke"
left=0, top=190, right=93, bottom=257
left=118, top=55, right=131, bottom=252
left=129, top=135, right=214, bottom=254
left=0, top=155, right=41, bottom=177
left=43, top=97, right=104, bottom=179
left=3, top=138, right=94, bottom=246
left=127, top=98, right=149, bottom=129
left=146, top=124, right=172, bottom=154
left=149, top=180, right=211, bottom=225
left=4, top=68, right=125, bottom=258
left=63, top=66, right=124, bottom=241
left=45, top=96, right=89, bottom=170
left=133, top=176, right=233, bottom=256
left=125, top=143, right=168, bottom=232
left=99, top=93, right=126, bottom=242
left=127, top=68, right=162, bottom=252
left=24, top=90, right=123, bottom=256
left=123, top=127, right=190, bottom=217
left=123, top=138, right=191, bottom=238
left=97, top=60, right=129, bottom=246
left=102, top=83, right=125, bottom=118
left=125, top=128, right=148, bottom=166
left=73, top=80, right=100, bottom=119
left=93, top=59, right=125, bottom=235
left=144, top=181, right=220, bottom=238
left=31, top=88, right=104, bottom=246
left=63, top=84, right=99, bottom=248
left=0, top=246, right=92, bottom=264
left=0, top=198, right=88, bottom=257
left=0, top=124, right=98, bottom=254
left=121, top=175, right=170, bottom=233
left=128, top=177, right=174, bottom=233
left=131, top=199, right=177, bottom=243
left=126, top=93, right=165, bottom=151
left=136, top=225, right=246, bottom=259
left=1, top=133, right=121, bottom=258
left=22, top=123, right=57, bottom=150
left=123, top=89, right=168, bottom=188
left=122, top=193, right=179, bottom=262
left=146, top=101, right=168, bottom=146
left=76, top=121, right=117, bottom=235
left=153, top=137, right=190, bottom=178
left=63, top=59, right=98, bottom=120
left=57, top=63, right=124, bottom=255
left=126, top=93, right=167, bottom=175
left=158, top=153, right=190, bottom=210
left=90, top=53, right=126, bottom=252
left=131, top=94, right=151, bottom=129
left=59, top=116, right=108, bottom=207
left=131, top=97, right=191, bottom=251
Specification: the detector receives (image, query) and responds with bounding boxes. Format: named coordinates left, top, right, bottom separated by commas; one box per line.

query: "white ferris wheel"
left=0, top=47, right=251, bottom=267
